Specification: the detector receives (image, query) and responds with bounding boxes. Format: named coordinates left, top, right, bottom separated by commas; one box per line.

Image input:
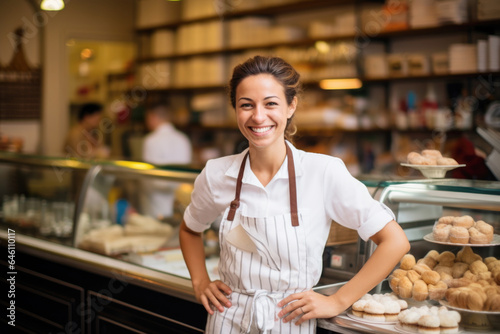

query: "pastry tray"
left=423, top=233, right=500, bottom=247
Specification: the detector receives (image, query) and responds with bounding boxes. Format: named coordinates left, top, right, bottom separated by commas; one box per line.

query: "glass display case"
left=318, top=180, right=500, bottom=333
left=0, top=153, right=92, bottom=246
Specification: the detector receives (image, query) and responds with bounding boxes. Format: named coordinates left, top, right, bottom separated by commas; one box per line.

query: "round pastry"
left=363, top=300, right=385, bottom=321
left=407, top=269, right=421, bottom=283
left=425, top=250, right=440, bottom=261
left=437, top=216, right=454, bottom=225
left=475, top=220, right=494, bottom=241
left=449, top=227, right=469, bottom=244
left=408, top=152, right=424, bottom=164
left=412, top=279, right=429, bottom=301
left=437, top=251, right=456, bottom=264
left=399, top=309, right=421, bottom=331
left=417, top=314, right=440, bottom=334
left=383, top=300, right=401, bottom=322
left=428, top=281, right=448, bottom=301
left=457, top=246, right=482, bottom=264
left=436, top=157, right=458, bottom=165
left=352, top=300, right=367, bottom=317
left=397, top=299, right=408, bottom=311
left=434, top=265, right=453, bottom=277
left=422, top=271, right=441, bottom=285
left=452, top=215, right=474, bottom=229
left=469, top=227, right=490, bottom=244
left=433, top=224, right=452, bottom=242
left=418, top=257, right=437, bottom=269
left=393, top=268, right=408, bottom=279
left=389, top=276, right=400, bottom=294
left=451, top=262, right=469, bottom=278
left=400, top=254, right=416, bottom=270
left=467, top=290, right=485, bottom=311
left=469, top=260, right=488, bottom=275
left=421, top=149, right=442, bottom=159
left=484, top=257, right=498, bottom=266
left=420, top=156, right=438, bottom=165
left=413, top=264, right=432, bottom=275
left=398, top=277, right=413, bottom=299
left=438, top=312, right=460, bottom=334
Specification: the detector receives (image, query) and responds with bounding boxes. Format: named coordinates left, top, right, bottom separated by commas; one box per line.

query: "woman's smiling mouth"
left=250, top=126, right=273, bottom=133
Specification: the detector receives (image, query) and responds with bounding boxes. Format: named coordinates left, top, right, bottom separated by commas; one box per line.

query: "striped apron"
left=205, top=143, right=316, bottom=334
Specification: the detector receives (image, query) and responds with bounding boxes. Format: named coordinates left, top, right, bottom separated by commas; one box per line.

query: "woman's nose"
left=252, top=105, right=266, bottom=122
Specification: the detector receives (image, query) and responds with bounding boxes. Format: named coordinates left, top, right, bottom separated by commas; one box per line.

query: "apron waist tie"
left=237, top=289, right=283, bottom=334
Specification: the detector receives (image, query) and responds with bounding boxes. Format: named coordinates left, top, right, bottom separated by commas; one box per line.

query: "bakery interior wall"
left=0, top=0, right=136, bottom=156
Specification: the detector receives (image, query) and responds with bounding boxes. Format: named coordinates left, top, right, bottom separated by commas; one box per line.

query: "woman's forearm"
left=179, top=220, right=210, bottom=285
left=329, top=220, right=410, bottom=311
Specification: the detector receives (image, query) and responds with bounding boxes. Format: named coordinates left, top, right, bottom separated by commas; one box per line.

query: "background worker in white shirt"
left=141, top=101, right=192, bottom=219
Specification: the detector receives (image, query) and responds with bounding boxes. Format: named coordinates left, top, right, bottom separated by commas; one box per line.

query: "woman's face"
left=235, top=74, right=296, bottom=150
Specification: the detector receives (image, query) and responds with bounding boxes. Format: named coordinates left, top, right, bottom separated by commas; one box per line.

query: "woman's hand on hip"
left=194, top=278, right=232, bottom=315
left=277, top=290, right=342, bottom=325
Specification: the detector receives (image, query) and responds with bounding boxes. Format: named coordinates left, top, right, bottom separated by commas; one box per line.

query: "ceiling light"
left=41, top=0, right=65, bottom=11
left=319, top=78, right=362, bottom=90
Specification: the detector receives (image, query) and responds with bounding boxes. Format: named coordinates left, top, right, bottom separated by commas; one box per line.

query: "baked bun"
left=400, top=254, right=416, bottom=270
left=451, top=262, right=468, bottom=278
left=398, top=277, right=413, bottom=298
left=428, top=281, right=448, bottom=301
left=469, top=227, right=490, bottom=244
left=437, top=216, right=455, bottom=225
left=433, top=224, right=452, bottom=242
left=452, top=215, right=474, bottom=229
left=417, top=314, right=440, bottom=334
left=408, top=152, right=424, bottom=164
left=475, top=220, right=494, bottom=241
left=422, top=271, right=441, bottom=285
left=437, top=157, right=458, bottom=165
left=422, top=149, right=442, bottom=159
left=412, top=279, right=429, bottom=301
left=449, top=227, right=469, bottom=244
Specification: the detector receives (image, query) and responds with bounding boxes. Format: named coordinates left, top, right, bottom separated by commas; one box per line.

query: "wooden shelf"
left=362, top=71, right=500, bottom=83
left=135, top=0, right=358, bottom=33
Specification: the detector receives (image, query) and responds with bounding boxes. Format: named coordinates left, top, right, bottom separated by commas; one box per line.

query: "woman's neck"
left=248, top=141, right=287, bottom=187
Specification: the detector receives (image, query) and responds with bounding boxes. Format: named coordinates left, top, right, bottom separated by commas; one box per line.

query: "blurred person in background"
left=141, top=100, right=193, bottom=220
left=63, top=102, right=110, bottom=159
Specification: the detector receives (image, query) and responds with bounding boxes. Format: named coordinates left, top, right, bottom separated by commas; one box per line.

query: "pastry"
left=417, top=314, right=441, bottom=334
left=451, top=262, right=468, bottom=278
left=434, top=265, right=453, bottom=277
left=412, top=279, right=429, bottom=301
left=428, top=281, right=447, bottom=301
left=422, top=270, right=441, bottom=285
left=417, top=257, right=437, bottom=269
left=398, top=277, right=413, bottom=298
left=351, top=300, right=367, bottom=317
left=400, top=254, right=416, bottom=270
left=438, top=311, right=460, bottom=333
left=469, top=260, right=488, bottom=275
left=384, top=300, right=401, bottom=322
left=433, top=224, right=452, bottom=242
left=484, top=257, right=498, bottom=266
left=407, top=269, right=421, bottom=283
left=457, top=246, right=482, bottom=264
left=425, top=250, right=440, bottom=261
left=469, top=227, right=489, bottom=244
left=398, top=309, right=420, bottom=331
left=437, top=216, right=454, bottom=225
left=393, top=268, right=408, bottom=278
left=413, top=264, right=432, bottom=275
left=436, top=157, right=458, bottom=165
left=422, top=149, right=442, bottom=159
left=452, top=215, right=474, bottom=229
left=408, top=152, right=424, bottom=164
left=363, top=300, right=386, bottom=321
left=449, top=227, right=469, bottom=244
left=389, top=276, right=400, bottom=294
left=475, top=220, right=494, bottom=242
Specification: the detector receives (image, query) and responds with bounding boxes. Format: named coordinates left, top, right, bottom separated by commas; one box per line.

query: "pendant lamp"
left=41, top=0, right=65, bottom=11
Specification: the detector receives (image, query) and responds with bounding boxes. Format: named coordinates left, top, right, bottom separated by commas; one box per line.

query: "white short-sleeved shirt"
left=184, top=142, right=395, bottom=247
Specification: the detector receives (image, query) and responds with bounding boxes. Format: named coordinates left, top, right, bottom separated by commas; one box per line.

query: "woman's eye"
left=267, top=101, right=278, bottom=106
left=240, top=103, right=252, bottom=108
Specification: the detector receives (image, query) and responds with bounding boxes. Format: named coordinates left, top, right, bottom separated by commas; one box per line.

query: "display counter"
left=1, top=153, right=499, bottom=333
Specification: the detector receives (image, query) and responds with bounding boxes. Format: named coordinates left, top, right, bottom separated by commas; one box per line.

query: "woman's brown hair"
left=229, top=55, right=302, bottom=142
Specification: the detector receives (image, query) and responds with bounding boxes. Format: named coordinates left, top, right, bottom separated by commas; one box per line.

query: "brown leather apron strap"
left=286, top=143, right=299, bottom=227
left=227, top=143, right=299, bottom=227
left=227, top=152, right=249, bottom=221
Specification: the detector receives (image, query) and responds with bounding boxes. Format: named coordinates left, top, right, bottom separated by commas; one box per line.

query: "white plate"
left=346, top=310, right=398, bottom=325
left=439, top=300, right=500, bottom=315
left=394, top=323, right=462, bottom=334
left=424, top=233, right=500, bottom=247
left=400, top=163, right=466, bottom=178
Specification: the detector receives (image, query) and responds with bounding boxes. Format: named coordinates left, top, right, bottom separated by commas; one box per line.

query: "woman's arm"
left=179, top=221, right=232, bottom=314
left=278, top=220, right=410, bottom=324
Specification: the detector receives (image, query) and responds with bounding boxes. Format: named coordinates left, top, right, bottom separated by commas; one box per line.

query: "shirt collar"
left=225, top=141, right=303, bottom=184
left=156, top=123, right=174, bottom=133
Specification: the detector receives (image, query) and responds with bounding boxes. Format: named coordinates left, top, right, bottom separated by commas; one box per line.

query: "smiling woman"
left=179, top=55, right=409, bottom=334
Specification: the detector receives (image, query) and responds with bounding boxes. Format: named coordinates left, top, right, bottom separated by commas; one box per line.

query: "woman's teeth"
left=251, top=126, right=272, bottom=133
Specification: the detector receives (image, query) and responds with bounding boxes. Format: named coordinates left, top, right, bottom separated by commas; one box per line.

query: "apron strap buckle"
left=227, top=199, right=240, bottom=221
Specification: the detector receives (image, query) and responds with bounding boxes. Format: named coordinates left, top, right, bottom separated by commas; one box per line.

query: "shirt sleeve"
left=183, top=166, right=220, bottom=233
left=324, top=158, right=395, bottom=241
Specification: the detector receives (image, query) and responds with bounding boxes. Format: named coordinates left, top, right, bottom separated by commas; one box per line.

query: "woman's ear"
left=287, top=96, right=298, bottom=118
